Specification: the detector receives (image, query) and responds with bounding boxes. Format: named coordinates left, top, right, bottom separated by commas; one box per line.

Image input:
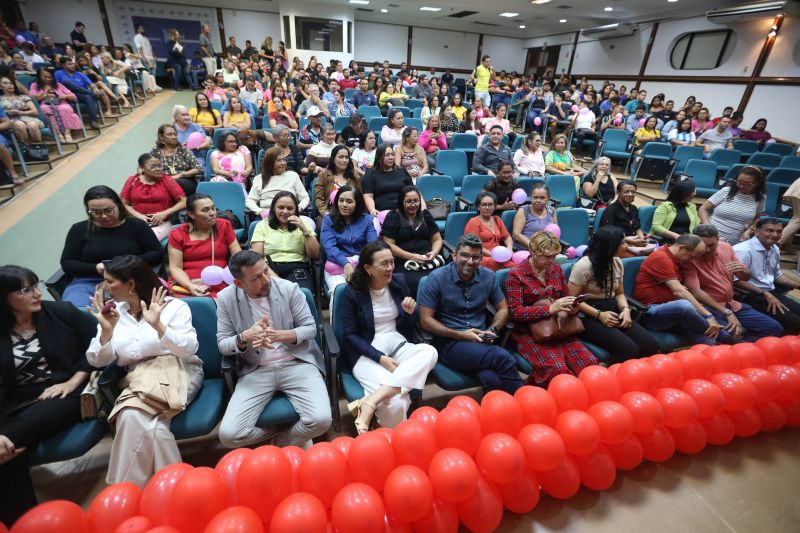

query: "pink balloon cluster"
left=10, top=336, right=800, bottom=533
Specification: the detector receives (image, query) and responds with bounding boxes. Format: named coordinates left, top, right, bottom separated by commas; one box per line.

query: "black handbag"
left=20, top=143, right=49, bottom=162
left=426, top=197, right=451, bottom=220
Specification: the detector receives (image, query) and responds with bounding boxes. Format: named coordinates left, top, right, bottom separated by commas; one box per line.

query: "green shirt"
left=251, top=219, right=313, bottom=263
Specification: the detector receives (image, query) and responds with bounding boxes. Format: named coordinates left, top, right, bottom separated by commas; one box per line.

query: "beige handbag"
left=79, top=370, right=104, bottom=420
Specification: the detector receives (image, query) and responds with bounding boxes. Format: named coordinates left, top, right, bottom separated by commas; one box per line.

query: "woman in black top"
left=380, top=186, right=444, bottom=295
left=0, top=265, right=96, bottom=524
left=363, top=144, right=414, bottom=214
left=165, top=29, right=196, bottom=91
left=599, top=180, right=655, bottom=256
left=581, top=156, right=618, bottom=208
left=60, top=186, right=163, bottom=307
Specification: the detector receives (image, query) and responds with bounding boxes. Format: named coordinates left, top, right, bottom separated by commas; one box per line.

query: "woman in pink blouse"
left=28, top=68, right=82, bottom=142
left=419, top=115, right=448, bottom=168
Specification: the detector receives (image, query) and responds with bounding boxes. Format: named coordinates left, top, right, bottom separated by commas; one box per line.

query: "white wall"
left=570, top=25, right=651, bottom=76
left=410, top=28, right=479, bottom=70
left=481, top=35, right=525, bottom=73
left=354, top=22, right=407, bottom=65
left=636, top=81, right=747, bottom=117
left=760, top=16, right=800, bottom=78
left=221, top=9, right=280, bottom=51
left=19, top=0, right=106, bottom=45
left=743, top=85, right=796, bottom=141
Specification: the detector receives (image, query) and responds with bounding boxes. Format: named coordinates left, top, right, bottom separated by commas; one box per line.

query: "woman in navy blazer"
left=341, top=242, right=437, bottom=433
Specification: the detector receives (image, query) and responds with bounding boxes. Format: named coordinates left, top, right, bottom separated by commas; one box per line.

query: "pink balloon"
left=511, top=188, right=528, bottom=205
left=511, top=251, right=530, bottom=264
left=639, top=118, right=645, bottom=127
left=491, top=246, right=512, bottom=263
left=221, top=267, right=235, bottom=285
left=613, top=118, right=622, bottom=126
left=373, top=217, right=382, bottom=236
left=200, top=266, right=225, bottom=286
left=533, top=117, right=542, bottom=126
left=329, top=190, right=337, bottom=205
left=571, top=104, right=579, bottom=113
left=575, top=244, right=588, bottom=257
left=186, top=132, right=205, bottom=150
left=377, top=210, right=390, bottom=224
left=324, top=261, right=345, bottom=275
left=544, top=223, right=561, bottom=238
left=566, top=246, right=577, bottom=259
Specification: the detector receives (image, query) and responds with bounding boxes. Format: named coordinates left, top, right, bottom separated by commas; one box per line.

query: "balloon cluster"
left=9, top=337, right=800, bottom=533
left=200, top=266, right=234, bottom=286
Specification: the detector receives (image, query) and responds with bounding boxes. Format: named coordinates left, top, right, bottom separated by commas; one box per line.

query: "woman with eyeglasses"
left=60, top=186, right=163, bottom=307
left=698, top=166, right=766, bottom=245
left=149, top=123, right=203, bottom=196
left=121, top=153, right=187, bottom=241
left=210, top=132, right=253, bottom=186
left=465, top=191, right=515, bottom=271
left=168, top=193, right=242, bottom=298
left=246, top=146, right=310, bottom=219
left=340, top=241, right=437, bottom=433
left=513, top=133, right=546, bottom=177
left=0, top=265, right=96, bottom=524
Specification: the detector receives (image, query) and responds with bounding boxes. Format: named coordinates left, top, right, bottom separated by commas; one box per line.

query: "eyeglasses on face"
left=17, top=280, right=44, bottom=296
left=458, top=252, right=482, bottom=263
left=88, top=206, right=118, bottom=217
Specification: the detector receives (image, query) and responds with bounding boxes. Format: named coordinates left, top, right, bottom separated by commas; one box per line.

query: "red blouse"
left=168, top=218, right=236, bottom=281
left=121, top=174, right=185, bottom=215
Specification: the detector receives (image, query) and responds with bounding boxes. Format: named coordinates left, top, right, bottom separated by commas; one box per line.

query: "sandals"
left=347, top=397, right=377, bottom=435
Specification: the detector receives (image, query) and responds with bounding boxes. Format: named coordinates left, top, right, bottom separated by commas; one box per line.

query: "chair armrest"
left=626, top=296, right=649, bottom=323
left=442, top=240, right=456, bottom=253
left=45, top=268, right=69, bottom=301
left=456, top=196, right=474, bottom=211
left=97, top=364, right=126, bottom=407
left=221, top=355, right=237, bottom=394
left=416, top=324, right=434, bottom=344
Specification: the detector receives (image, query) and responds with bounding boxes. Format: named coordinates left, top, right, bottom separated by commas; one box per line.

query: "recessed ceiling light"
left=348, top=0, right=369, bottom=4
left=499, top=12, right=519, bottom=17
left=381, top=8, right=388, bottom=12
left=668, top=0, right=678, bottom=2
left=420, top=6, right=442, bottom=11
left=531, top=0, right=552, bottom=4
left=519, top=24, right=526, bottom=28
left=559, top=18, right=567, bottom=23
left=604, top=6, right=613, bottom=11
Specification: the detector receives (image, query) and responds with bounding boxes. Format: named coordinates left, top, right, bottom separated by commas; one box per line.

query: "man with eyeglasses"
left=418, top=234, right=523, bottom=394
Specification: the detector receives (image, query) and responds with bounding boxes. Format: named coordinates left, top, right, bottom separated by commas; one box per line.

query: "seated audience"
left=571, top=99, right=598, bottom=161
left=440, top=104, right=460, bottom=141
left=633, top=234, right=735, bottom=345
left=0, top=75, right=43, bottom=143
left=513, top=133, right=546, bottom=177
left=691, top=107, right=711, bottom=135
left=364, top=144, right=415, bottom=214
left=86, top=255, right=204, bottom=486
left=190, top=92, right=222, bottom=134
left=734, top=219, right=800, bottom=334
left=172, top=105, right=211, bottom=168
left=568, top=226, right=659, bottom=361
left=420, top=95, right=441, bottom=128
left=0, top=265, right=95, bottom=524
left=305, top=124, right=337, bottom=171
left=149, top=124, right=203, bottom=196
left=210, top=132, right=253, bottom=185
left=320, top=186, right=378, bottom=294
left=341, top=242, right=438, bottom=432
left=684, top=224, right=782, bottom=341
left=698, top=165, right=765, bottom=245
left=450, top=93, right=467, bottom=121
left=268, top=95, right=297, bottom=129
left=634, top=115, right=660, bottom=149
left=60, top=186, right=163, bottom=307
left=545, top=133, right=582, bottom=185
left=328, top=89, right=356, bottom=118
left=419, top=115, right=448, bottom=167
left=661, top=109, right=686, bottom=141
left=314, top=144, right=360, bottom=219
left=581, top=156, right=617, bottom=208
left=506, top=231, right=598, bottom=386
left=352, top=129, right=377, bottom=179
left=271, top=125, right=309, bottom=179
left=216, top=250, right=331, bottom=448
left=600, top=180, right=655, bottom=255
left=483, top=161, right=521, bottom=214
left=547, top=92, right=573, bottom=140
left=651, top=180, right=699, bottom=243
left=222, top=95, right=252, bottom=130
left=465, top=191, right=515, bottom=271
left=28, top=68, right=81, bottom=143
left=779, top=176, right=800, bottom=251
left=246, top=146, right=310, bottom=218
left=121, top=153, right=187, bottom=240
left=381, top=109, right=406, bottom=147
left=512, top=183, right=558, bottom=251
left=481, top=103, right=515, bottom=145
left=474, top=125, right=516, bottom=176
left=351, top=78, right=377, bottom=108
left=168, top=193, right=242, bottom=297
left=696, top=116, right=733, bottom=155
left=54, top=57, right=99, bottom=127
left=393, top=128, right=428, bottom=180
left=338, top=113, right=367, bottom=149
left=741, top=118, right=772, bottom=146
left=419, top=233, right=522, bottom=393
left=461, top=107, right=484, bottom=136
left=668, top=117, right=697, bottom=147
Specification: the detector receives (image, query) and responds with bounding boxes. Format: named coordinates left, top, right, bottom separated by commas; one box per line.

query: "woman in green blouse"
left=650, top=180, right=700, bottom=243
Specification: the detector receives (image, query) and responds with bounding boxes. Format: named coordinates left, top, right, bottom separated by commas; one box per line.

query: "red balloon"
left=782, top=399, right=800, bottom=426
left=384, top=514, right=413, bottom=533
left=757, top=401, right=786, bottom=432
left=579, top=365, right=621, bottom=404
left=299, top=443, right=347, bottom=509
left=456, top=476, right=503, bottom=533
left=617, top=359, right=659, bottom=394
left=573, top=446, right=616, bottom=491
left=605, top=435, right=644, bottom=470
left=655, top=388, right=699, bottom=429
left=143, top=528, right=179, bottom=533
left=547, top=374, right=589, bottom=411
left=215, top=448, right=252, bottom=505
left=331, top=483, right=385, bottom=533
left=409, top=406, right=439, bottom=429
left=270, top=493, right=326, bottom=533
left=730, top=408, right=761, bottom=437
left=675, top=350, right=712, bottom=380
left=412, top=499, right=459, bottom=533
left=648, top=354, right=685, bottom=389
left=587, top=400, right=634, bottom=445
left=704, top=345, right=739, bottom=374
left=739, top=368, right=780, bottom=404
left=374, top=428, right=394, bottom=443
left=170, top=467, right=228, bottom=532
left=88, top=482, right=142, bottom=533
left=756, top=337, right=794, bottom=365
left=115, top=516, right=153, bottom=533
left=515, top=386, right=558, bottom=426
left=479, top=390, right=523, bottom=436
left=555, top=410, right=600, bottom=455
left=682, top=379, right=725, bottom=418
left=475, top=433, right=526, bottom=484
left=140, top=463, right=193, bottom=526
left=731, top=343, right=767, bottom=369
left=204, top=506, right=264, bottom=533
left=282, top=446, right=305, bottom=493
left=348, top=433, right=395, bottom=492
left=392, top=419, right=438, bottom=471
left=427, top=448, right=480, bottom=503
left=783, top=336, right=800, bottom=362
left=669, top=421, right=707, bottom=454
left=767, top=364, right=800, bottom=402
left=331, top=437, right=353, bottom=460
left=447, top=395, right=481, bottom=415
left=496, top=469, right=540, bottom=514
left=517, top=423, right=566, bottom=471
left=536, top=456, right=581, bottom=499
left=690, top=344, right=710, bottom=353
left=637, top=426, right=675, bottom=462
left=711, top=372, right=757, bottom=412
left=383, top=465, right=434, bottom=523
left=11, top=501, right=88, bottom=533
left=619, top=391, right=664, bottom=434
left=700, top=413, right=736, bottom=445
left=434, top=406, right=482, bottom=456
left=237, top=446, right=293, bottom=522
left=608, top=363, right=621, bottom=375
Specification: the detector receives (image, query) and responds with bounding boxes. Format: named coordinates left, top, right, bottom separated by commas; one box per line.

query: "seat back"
left=393, top=106, right=411, bottom=118
left=331, top=284, right=347, bottom=348
left=780, top=156, right=800, bottom=170
left=212, top=127, right=238, bottom=147
left=683, top=159, right=718, bottom=189
left=358, top=106, right=381, bottom=120
left=556, top=208, right=589, bottom=247
left=560, top=261, right=574, bottom=280
left=334, top=115, right=350, bottom=134
left=435, top=150, right=468, bottom=184
left=417, top=174, right=456, bottom=205
left=300, top=287, right=322, bottom=347
left=746, top=152, right=782, bottom=172
left=444, top=211, right=476, bottom=245
left=450, top=133, right=478, bottom=151
left=247, top=220, right=260, bottom=246
left=516, top=176, right=545, bottom=196
left=343, top=88, right=357, bottom=100
left=298, top=117, right=310, bottom=131
left=183, top=297, right=222, bottom=378
left=196, top=181, right=247, bottom=228
left=672, top=146, right=704, bottom=173
left=638, top=205, right=657, bottom=234
left=481, top=134, right=510, bottom=146
left=546, top=175, right=578, bottom=208
left=762, top=142, right=795, bottom=157
left=204, top=149, right=217, bottom=179
left=640, top=142, right=673, bottom=159
left=368, top=116, right=387, bottom=134
left=406, top=99, right=425, bottom=110
left=709, top=149, right=742, bottom=169
left=765, top=167, right=800, bottom=185
left=495, top=268, right=511, bottom=292
left=621, top=256, right=646, bottom=296
left=720, top=163, right=745, bottom=185
left=594, top=207, right=606, bottom=233
left=765, top=182, right=792, bottom=219
left=501, top=209, right=517, bottom=232
left=603, top=129, right=630, bottom=153
left=405, top=117, right=424, bottom=131
left=459, top=174, right=491, bottom=205
left=733, top=140, right=760, bottom=159
left=511, top=135, right=526, bottom=153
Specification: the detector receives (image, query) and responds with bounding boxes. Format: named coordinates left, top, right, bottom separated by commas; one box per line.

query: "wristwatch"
left=236, top=333, right=246, bottom=347
left=723, top=309, right=733, bottom=317
left=702, top=313, right=713, bottom=319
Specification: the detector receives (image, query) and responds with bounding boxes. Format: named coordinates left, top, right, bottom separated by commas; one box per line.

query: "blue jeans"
left=492, top=93, right=511, bottom=110
left=62, top=277, right=103, bottom=307
left=435, top=338, right=522, bottom=394
left=170, top=63, right=194, bottom=90
left=709, top=303, right=783, bottom=342
left=642, top=299, right=737, bottom=345
left=189, top=68, right=206, bottom=88
left=59, top=80, right=97, bottom=122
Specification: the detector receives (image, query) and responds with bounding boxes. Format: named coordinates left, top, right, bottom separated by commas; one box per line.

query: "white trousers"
left=352, top=331, right=437, bottom=428
left=107, top=362, right=204, bottom=487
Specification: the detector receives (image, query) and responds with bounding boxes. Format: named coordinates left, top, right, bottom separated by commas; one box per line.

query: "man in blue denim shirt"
left=419, top=234, right=522, bottom=394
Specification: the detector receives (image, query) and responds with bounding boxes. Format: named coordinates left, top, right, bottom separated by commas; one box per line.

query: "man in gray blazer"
left=217, top=251, right=331, bottom=448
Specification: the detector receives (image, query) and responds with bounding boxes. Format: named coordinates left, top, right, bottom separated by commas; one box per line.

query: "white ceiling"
left=318, top=0, right=757, bottom=38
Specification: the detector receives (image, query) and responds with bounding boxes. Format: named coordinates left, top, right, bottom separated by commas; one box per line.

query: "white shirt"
left=370, top=287, right=399, bottom=334
left=575, top=110, right=596, bottom=130
left=133, top=34, right=154, bottom=60
left=733, top=237, right=783, bottom=291
left=246, top=294, right=294, bottom=365
left=87, top=298, right=201, bottom=369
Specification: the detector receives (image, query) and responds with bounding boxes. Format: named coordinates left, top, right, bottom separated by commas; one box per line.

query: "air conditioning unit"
left=706, top=1, right=786, bottom=24
left=581, top=23, right=636, bottom=40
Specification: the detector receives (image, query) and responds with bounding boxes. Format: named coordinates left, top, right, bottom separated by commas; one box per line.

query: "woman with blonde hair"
left=165, top=29, right=195, bottom=90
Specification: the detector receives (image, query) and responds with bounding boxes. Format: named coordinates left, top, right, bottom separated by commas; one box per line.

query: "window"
left=283, top=16, right=291, bottom=51
left=670, top=30, right=735, bottom=70
left=294, top=17, right=344, bottom=52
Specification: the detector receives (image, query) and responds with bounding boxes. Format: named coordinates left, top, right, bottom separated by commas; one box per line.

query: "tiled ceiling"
left=315, top=0, right=759, bottom=38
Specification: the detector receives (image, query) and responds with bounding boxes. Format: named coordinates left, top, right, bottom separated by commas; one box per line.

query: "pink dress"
left=28, top=82, right=83, bottom=131
left=211, top=145, right=251, bottom=184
